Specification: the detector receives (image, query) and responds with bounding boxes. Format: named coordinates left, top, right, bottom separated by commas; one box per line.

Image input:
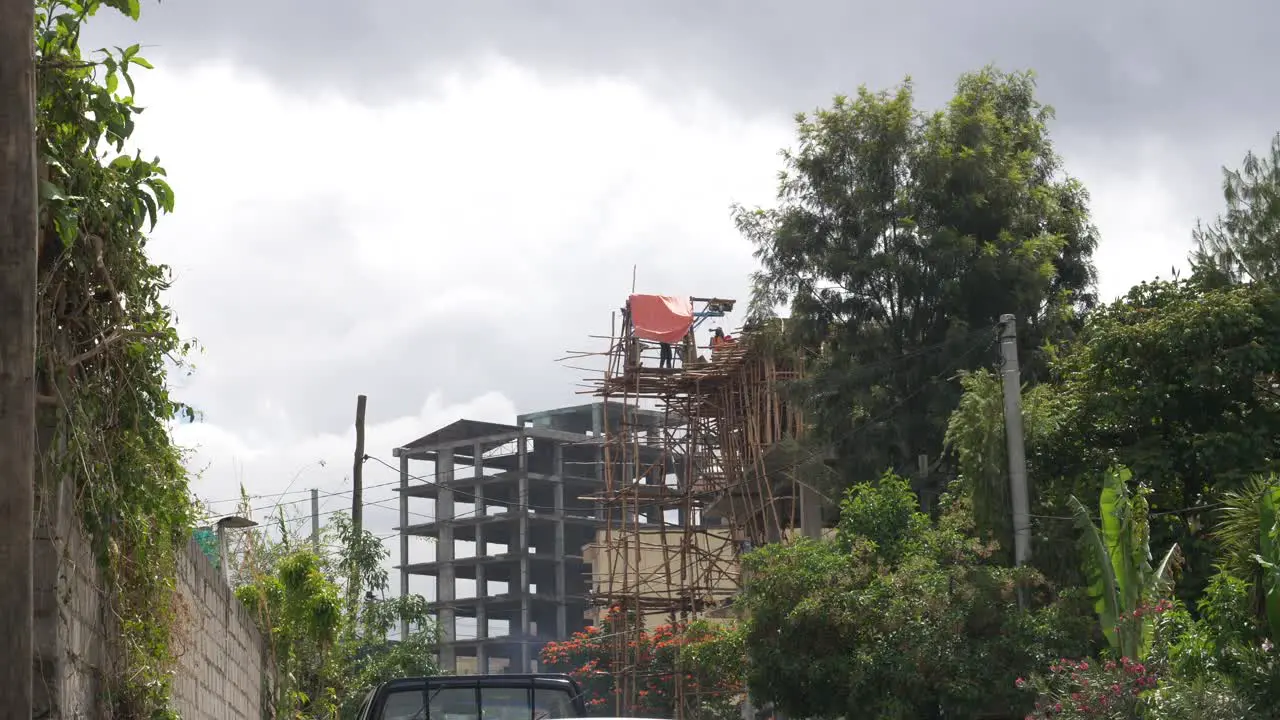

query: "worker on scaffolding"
left=661, top=324, right=704, bottom=370
left=711, top=327, right=736, bottom=354
left=622, top=298, right=643, bottom=368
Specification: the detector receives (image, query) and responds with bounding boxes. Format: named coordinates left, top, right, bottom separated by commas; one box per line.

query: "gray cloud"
left=87, top=1, right=1277, bottom=139
left=80, top=0, right=1280, bottom=239
left=80, top=0, right=1280, bottom=456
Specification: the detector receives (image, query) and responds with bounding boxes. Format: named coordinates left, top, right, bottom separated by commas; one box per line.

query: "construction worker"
left=711, top=327, right=736, bottom=352
left=659, top=341, right=674, bottom=369
left=621, top=299, right=642, bottom=368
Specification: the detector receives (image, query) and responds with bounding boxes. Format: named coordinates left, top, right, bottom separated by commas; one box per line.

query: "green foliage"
left=1258, top=480, right=1280, bottom=643
left=238, top=550, right=344, bottom=717
left=1067, top=466, right=1179, bottom=658
left=947, top=276, right=1280, bottom=602
left=1191, top=132, right=1280, bottom=285
left=1215, top=474, right=1280, bottom=642
left=1052, top=278, right=1280, bottom=603
left=944, top=368, right=1065, bottom=558
left=738, top=66, right=1097, bottom=493
left=835, top=471, right=929, bottom=562
left=738, top=487, right=1090, bottom=719
left=236, top=512, right=440, bottom=720
left=34, top=1, right=197, bottom=715
left=1143, top=677, right=1259, bottom=720
left=678, top=620, right=747, bottom=720
left=1147, top=575, right=1279, bottom=718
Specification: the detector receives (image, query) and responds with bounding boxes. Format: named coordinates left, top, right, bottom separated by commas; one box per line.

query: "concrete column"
left=518, top=430, right=531, bottom=672
left=437, top=449, right=457, bottom=671
left=473, top=441, right=488, bottom=673
left=553, top=443, right=567, bottom=638
left=399, top=455, right=411, bottom=641
left=800, top=482, right=823, bottom=540
left=592, top=409, right=605, bottom=523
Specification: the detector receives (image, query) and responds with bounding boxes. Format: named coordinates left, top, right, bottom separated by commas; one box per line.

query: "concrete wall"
left=582, top=527, right=741, bottom=631
left=33, top=479, right=267, bottom=719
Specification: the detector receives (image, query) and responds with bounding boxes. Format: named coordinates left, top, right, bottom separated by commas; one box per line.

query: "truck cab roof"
left=355, top=673, right=587, bottom=720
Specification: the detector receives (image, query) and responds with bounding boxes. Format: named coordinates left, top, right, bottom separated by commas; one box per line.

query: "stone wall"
left=33, top=479, right=268, bottom=719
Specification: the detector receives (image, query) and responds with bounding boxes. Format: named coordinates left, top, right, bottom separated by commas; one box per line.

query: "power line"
left=203, top=326, right=1003, bottom=526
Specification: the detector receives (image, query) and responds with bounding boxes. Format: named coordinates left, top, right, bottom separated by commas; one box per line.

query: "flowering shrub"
left=1022, top=599, right=1176, bottom=718
left=1023, top=656, right=1157, bottom=719
left=539, top=607, right=743, bottom=719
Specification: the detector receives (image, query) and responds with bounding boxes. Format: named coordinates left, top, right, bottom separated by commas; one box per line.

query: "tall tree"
left=1192, top=132, right=1280, bottom=285
left=946, top=276, right=1280, bottom=604
left=738, top=67, right=1098, bottom=491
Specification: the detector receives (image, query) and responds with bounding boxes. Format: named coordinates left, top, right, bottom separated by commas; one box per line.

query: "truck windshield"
left=377, top=685, right=578, bottom=720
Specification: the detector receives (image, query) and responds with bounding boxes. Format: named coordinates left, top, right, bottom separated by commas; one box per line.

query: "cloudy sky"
left=82, top=1, right=1277, bottom=607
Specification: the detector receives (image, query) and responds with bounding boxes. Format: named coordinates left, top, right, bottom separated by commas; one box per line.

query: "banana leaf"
left=1101, top=467, right=1140, bottom=626
left=1259, top=483, right=1280, bottom=642
left=1069, top=493, right=1121, bottom=651
left=1141, top=544, right=1181, bottom=657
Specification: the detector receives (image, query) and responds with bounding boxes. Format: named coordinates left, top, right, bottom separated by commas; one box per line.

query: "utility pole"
left=999, top=315, right=1033, bottom=581
left=310, top=488, right=320, bottom=552
left=349, top=394, right=367, bottom=624
left=352, top=394, right=366, bottom=537
left=0, top=0, right=38, bottom=714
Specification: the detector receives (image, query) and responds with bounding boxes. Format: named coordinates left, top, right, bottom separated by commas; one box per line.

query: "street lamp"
left=215, top=515, right=258, bottom=584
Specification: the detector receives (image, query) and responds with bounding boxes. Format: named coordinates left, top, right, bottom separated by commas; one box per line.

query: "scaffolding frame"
left=571, top=302, right=807, bottom=718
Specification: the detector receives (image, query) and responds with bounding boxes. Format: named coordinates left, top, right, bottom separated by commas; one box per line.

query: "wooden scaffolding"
left=565, top=297, right=811, bottom=718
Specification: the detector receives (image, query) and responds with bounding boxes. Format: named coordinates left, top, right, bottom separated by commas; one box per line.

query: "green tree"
left=738, top=67, right=1098, bottom=494
left=737, top=475, right=1090, bottom=719
left=946, top=276, right=1280, bottom=601
left=1192, top=132, right=1280, bottom=285
left=236, top=512, right=440, bottom=719
left=944, top=367, right=1065, bottom=561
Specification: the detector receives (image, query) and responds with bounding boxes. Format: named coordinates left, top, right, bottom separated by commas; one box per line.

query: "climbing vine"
left=34, top=1, right=195, bottom=716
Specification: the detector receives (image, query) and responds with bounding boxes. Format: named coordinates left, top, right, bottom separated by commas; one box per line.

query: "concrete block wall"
left=171, top=535, right=267, bottom=720
left=33, top=479, right=268, bottom=719
left=33, top=479, right=116, bottom=719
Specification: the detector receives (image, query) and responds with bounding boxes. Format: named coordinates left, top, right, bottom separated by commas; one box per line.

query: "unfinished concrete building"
left=392, top=402, right=666, bottom=674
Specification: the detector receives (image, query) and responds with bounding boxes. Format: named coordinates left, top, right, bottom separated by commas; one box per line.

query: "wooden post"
left=352, top=394, right=366, bottom=537
left=0, top=0, right=37, bottom=713
left=310, top=488, right=320, bottom=552
left=349, top=394, right=367, bottom=623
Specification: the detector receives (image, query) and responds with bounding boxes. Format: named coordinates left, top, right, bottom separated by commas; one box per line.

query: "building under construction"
left=567, top=293, right=828, bottom=716
left=391, top=401, right=668, bottom=674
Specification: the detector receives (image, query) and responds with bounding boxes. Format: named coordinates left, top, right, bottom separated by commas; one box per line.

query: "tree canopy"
left=738, top=475, right=1090, bottom=719
left=738, top=67, right=1098, bottom=494
left=1192, top=132, right=1280, bottom=285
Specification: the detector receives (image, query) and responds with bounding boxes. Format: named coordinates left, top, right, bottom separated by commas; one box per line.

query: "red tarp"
left=628, top=294, right=693, bottom=344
